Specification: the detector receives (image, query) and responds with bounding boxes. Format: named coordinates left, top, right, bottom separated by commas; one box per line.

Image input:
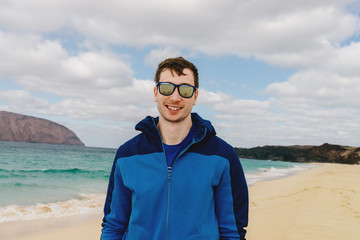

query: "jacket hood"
left=135, top=113, right=216, bottom=141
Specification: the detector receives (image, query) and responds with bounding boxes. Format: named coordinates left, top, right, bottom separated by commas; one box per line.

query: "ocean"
left=0, top=141, right=315, bottom=223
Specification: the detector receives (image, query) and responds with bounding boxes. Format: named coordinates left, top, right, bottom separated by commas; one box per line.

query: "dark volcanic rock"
left=0, top=111, right=85, bottom=146
left=235, top=143, right=360, bottom=165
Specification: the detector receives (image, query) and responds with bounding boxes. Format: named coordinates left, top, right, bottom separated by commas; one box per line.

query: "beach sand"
left=246, top=163, right=360, bottom=240
left=2, top=163, right=360, bottom=240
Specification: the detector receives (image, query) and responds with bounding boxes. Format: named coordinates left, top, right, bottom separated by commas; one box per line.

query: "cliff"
left=235, top=143, right=360, bottom=165
left=0, top=111, right=85, bottom=146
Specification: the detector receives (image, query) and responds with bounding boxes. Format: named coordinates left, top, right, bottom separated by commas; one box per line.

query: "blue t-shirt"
left=163, top=125, right=195, bottom=168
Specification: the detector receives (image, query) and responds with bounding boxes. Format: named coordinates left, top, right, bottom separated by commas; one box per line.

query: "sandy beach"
left=246, top=163, right=360, bottom=239
left=2, top=163, right=360, bottom=240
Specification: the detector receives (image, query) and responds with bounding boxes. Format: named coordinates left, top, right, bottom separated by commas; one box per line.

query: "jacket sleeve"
left=215, top=161, right=242, bottom=240
left=101, top=155, right=132, bottom=240
left=228, top=149, right=249, bottom=240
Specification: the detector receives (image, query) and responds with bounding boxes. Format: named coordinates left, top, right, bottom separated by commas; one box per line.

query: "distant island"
left=0, top=111, right=85, bottom=146
left=235, top=143, right=360, bottom=165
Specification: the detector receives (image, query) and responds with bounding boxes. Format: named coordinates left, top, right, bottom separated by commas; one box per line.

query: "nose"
left=169, top=87, right=182, bottom=101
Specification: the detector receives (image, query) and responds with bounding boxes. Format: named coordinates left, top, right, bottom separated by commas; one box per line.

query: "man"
left=101, top=57, right=248, bottom=240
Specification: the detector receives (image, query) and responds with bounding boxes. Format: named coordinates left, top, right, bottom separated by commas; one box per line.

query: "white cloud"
left=1, top=0, right=360, bottom=148
left=0, top=0, right=69, bottom=32
left=1, top=1, right=359, bottom=78
left=0, top=30, right=156, bottom=127
left=145, top=47, right=182, bottom=68
left=327, top=41, right=360, bottom=77
left=197, top=89, right=232, bottom=105
left=0, top=32, right=66, bottom=76
left=266, top=70, right=360, bottom=107
left=0, top=90, right=49, bottom=112
left=50, top=98, right=156, bottom=122
left=61, top=52, right=132, bottom=88
left=0, top=30, right=136, bottom=94
left=1, top=1, right=358, bottom=55
left=257, top=41, right=360, bottom=77
left=205, top=67, right=360, bottom=147
left=72, top=122, right=140, bottom=148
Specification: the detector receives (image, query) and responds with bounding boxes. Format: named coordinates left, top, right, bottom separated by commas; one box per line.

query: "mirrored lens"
left=159, top=83, right=175, bottom=95
left=179, top=85, right=195, bottom=98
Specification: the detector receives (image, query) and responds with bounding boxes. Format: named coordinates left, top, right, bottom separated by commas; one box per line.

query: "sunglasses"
left=157, top=82, right=197, bottom=98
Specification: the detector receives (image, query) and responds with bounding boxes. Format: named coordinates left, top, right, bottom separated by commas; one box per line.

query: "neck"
left=157, top=116, right=192, bottom=145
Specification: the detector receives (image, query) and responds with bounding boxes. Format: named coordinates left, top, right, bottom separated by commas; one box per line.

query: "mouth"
left=166, top=105, right=182, bottom=111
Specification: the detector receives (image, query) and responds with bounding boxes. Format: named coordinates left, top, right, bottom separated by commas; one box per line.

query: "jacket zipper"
left=166, top=169, right=171, bottom=240
left=152, top=119, right=207, bottom=240
left=164, top=128, right=207, bottom=240
left=152, top=119, right=172, bottom=240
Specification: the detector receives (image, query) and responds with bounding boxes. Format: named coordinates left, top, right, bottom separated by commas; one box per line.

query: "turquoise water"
left=0, top=141, right=314, bottom=222
left=0, top=141, right=114, bottom=207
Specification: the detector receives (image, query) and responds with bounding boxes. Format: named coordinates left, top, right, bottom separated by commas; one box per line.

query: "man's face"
left=154, top=68, right=198, bottom=124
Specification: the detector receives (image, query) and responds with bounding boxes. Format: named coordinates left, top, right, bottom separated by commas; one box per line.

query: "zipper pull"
left=167, top=166, right=171, bottom=181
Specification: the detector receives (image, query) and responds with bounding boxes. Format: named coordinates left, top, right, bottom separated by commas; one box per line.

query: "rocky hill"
left=235, top=143, right=360, bottom=165
left=0, top=111, right=84, bottom=146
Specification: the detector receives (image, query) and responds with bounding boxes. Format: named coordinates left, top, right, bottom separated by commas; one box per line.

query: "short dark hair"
left=154, top=57, right=199, bottom=88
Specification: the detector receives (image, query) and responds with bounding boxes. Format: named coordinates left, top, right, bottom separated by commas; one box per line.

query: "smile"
left=167, top=105, right=181, bottom=111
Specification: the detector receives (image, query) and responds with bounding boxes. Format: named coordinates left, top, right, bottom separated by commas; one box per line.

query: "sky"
left=1, top=0, right=360, bottom=148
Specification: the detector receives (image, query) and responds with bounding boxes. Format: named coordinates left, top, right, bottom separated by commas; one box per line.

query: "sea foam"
left=245, top=163, right=318, bottom=185
left=0, top=193, right=105, bottom=223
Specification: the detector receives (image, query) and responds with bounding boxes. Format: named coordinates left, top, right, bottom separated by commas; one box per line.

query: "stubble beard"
left=158, top=104, right=191, bottom=125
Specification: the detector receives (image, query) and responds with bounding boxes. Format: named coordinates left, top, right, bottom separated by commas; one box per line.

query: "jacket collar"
left=135, top=113, right=216, bottom=141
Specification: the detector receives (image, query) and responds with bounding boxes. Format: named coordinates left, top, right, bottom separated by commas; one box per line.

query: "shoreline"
left=244, top=161, right=318, bottom=186
left=0, top=161, right=309, bottom=224
left=2, top=163, right=359, bottom=240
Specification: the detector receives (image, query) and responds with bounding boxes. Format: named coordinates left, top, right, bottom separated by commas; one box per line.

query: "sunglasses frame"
left=157, top=82, right=197, bottom=98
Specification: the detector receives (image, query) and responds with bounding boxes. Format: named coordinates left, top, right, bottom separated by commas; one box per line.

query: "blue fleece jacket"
left=101, top=113, right=248, bottom=240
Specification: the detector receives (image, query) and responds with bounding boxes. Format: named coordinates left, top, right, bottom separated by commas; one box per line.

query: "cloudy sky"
left=1, top=0, right=360, bottom=148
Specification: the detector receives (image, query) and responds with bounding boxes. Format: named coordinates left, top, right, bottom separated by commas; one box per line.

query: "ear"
left=193, top=89, right=199, bottom=106
left=154, top=85, right=158, bottom=102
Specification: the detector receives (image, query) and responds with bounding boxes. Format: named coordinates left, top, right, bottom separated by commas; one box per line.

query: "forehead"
left=159, top=68, right=195, bottom=85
